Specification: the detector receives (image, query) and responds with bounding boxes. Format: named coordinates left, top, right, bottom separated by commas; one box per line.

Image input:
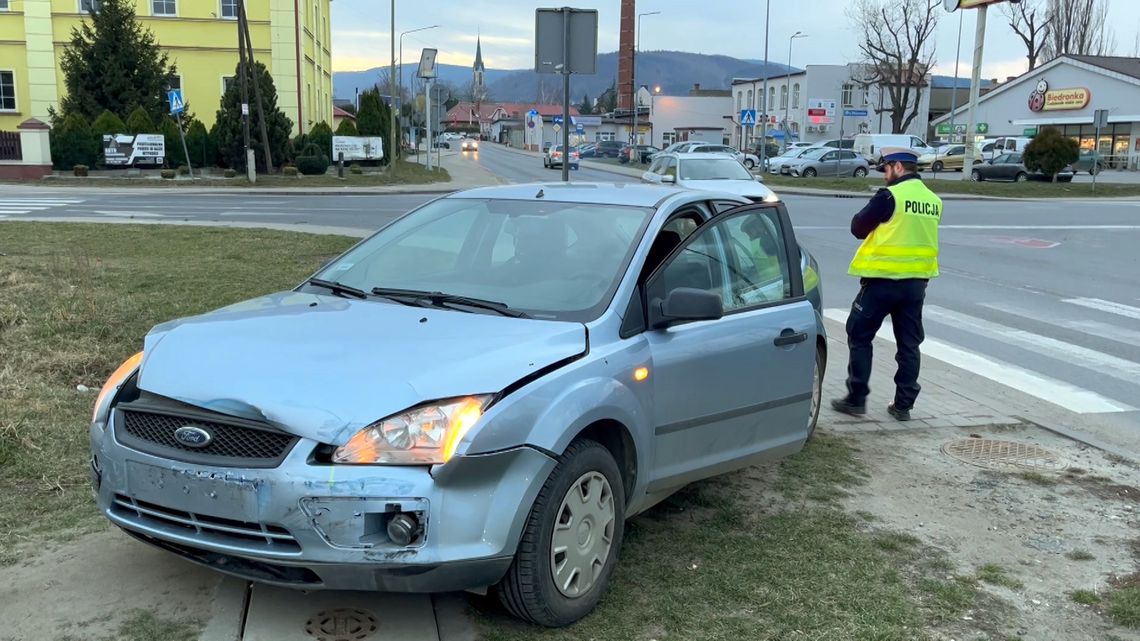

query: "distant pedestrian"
left=831, top=147, right=943, bottom=422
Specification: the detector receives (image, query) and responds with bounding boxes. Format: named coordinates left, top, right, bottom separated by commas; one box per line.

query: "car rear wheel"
left=808, top=345, right=825, bottom=440
left=971, top=170, right=982, bottom=182
left=853, top=167, right=868, bottom=178
left=1015, top=172, right=1028, bottom=183
left=932, top=160, right=944, bottom=172
left=1090, top=164, right=1102, bottom=176
left=803, top=168, right=817, bottom=178
left=497, top=439, right=625, bottom=628
left=744, top=158, right=756, bottom=169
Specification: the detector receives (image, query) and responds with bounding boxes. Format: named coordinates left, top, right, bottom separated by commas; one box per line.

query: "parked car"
left=788, top=148, right=870, bottom=178
left=971, top=152, right=1074, bottom=183
left=542, top=141, right=553, bottom=154
left=591, top=140, right=625, bottom=158
left=817, top=138, right=857, bottom=150
left=577, top=143, right=599, bottom=158
left=544, top=144, right=580, bottom=170
left=748, top=142, right=782, bottom=160
left=641, top=152, right=778, bottom=202
left=1071, top=150, right=1107, bottom=175
left=917, top=144, right=968, bottom=172
left=620, top=144, right=661, bottom=164
left=767, top=146, right=824, bottom=175
left=90, top=182, right=825, bottom=628
left=786, top=142, right=814, bottom=151
left=673, top=143, right=762, bottom=170
left=853, top=134, right=935, bottom=164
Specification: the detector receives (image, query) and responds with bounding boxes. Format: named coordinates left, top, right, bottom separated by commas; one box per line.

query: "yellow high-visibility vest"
left=848, top=179, right=942, bottom=279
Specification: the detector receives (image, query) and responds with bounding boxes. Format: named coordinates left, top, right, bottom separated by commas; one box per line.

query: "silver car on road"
left=90, top=183, right=826, bottom=627
left=788, top=148, right=870, bottom=178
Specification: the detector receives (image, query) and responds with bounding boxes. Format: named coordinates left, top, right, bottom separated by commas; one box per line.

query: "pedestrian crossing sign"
left=740, top=109, right=758, bottom=127
left=167, top=89, right=185, bottom=115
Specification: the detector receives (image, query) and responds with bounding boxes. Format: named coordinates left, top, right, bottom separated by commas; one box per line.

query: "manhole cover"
left=942, top=438, right=1065, bottom=471
left=303, top=608, right=378, bottom=641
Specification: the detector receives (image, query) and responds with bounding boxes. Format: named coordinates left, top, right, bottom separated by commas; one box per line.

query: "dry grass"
left=0, top=222, right=355, bottom=561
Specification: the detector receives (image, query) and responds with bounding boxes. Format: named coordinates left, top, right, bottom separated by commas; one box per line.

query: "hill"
left=333, top=51, right=798, bottom=103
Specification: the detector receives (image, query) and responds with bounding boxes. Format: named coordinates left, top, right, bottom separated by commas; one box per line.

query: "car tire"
left=853, top=167, right=868, bottom=178
left=1015, top=172, right=1028, bottom=183
left=803, top=168, right=817, bottom=178
left=744, top=159, right=756, bottom=170
left=932, top=161, right=944, bottom=172
left=807, top=345, right=825, bottom=440
left=1090, top=164, right=1102, bottom=176
left=496, top=439, right=626, bottom=628
left=971, top=170, right=982, bottom=182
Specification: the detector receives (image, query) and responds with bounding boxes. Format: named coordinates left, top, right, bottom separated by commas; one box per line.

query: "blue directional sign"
left=528, top=108, right=539, bottom=117
left=576, top=122, right=584, bottom=134
left=167, top=89, right=185, bottom=115
left=553, top=115, right=563, bottom=124
left=843, top=109, right=868, bottom=117
left=740, top=109, right=758, bottom=127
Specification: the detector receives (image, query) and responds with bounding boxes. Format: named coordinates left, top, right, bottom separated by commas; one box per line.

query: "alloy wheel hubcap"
left=550, top=471, right=615, bottom=598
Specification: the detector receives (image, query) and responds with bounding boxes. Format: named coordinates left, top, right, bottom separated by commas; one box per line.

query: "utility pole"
left=948, top=9, right=964, bottom=144
left=560, top=8, right=571, bottom=182
left=632, top=11, right=660, bottom=156
left=237, top=1, right=253, bottom=182
left=961, top=5, right=988, bottom=179
left=239, top=0, right=273, bottom=174
left=759, top=0, right=770, bottom=172
left=390, top=0, right=398, bottom=160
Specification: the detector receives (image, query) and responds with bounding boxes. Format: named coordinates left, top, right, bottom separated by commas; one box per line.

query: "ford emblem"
left=173, top=426, right=213, bottom=449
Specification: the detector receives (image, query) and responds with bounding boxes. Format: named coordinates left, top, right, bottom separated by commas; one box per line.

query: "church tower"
left=472, top=34, right=486, bottom=101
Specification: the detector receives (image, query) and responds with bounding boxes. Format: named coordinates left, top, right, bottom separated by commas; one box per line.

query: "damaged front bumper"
left=89, top=413, right=557, bottom=592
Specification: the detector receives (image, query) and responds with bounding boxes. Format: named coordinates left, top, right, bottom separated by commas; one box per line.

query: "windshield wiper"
left=370, top=287, right=530, bottom=318
left=306, top=278, right=368, bottom=299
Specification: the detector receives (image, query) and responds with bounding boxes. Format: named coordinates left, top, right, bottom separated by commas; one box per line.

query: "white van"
left=854, top=134, right=936, bottom=163
left=980, top=136, right=1033, bottom=161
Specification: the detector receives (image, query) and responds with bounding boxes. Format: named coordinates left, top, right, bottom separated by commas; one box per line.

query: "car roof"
left=655, top=152, right=744, bottom=161
left=447, top=182, right=689, bottom=208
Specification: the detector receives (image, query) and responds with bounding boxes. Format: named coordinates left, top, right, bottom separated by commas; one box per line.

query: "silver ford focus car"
left=90, top=182, right=826, bottom=627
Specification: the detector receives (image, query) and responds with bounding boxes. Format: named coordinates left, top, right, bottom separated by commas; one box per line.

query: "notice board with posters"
left=102, top=134, right=165, bottom=166
left=331, top=136, right=385, bottom=161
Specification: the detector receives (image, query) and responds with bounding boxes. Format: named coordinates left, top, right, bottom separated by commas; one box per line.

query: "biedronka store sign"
left=1028, top=79, right=1091, bottom=113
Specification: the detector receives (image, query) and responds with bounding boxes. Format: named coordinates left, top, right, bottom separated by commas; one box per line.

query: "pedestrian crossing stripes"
left=822, top=306, right=1136, bottom=416
left=0, top=198, right=84, bottom=218
left=1063, top=298, right=1140, bottom=322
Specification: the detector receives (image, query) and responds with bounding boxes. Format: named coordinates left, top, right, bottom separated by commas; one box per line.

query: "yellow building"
left=0, top=0, right=332, bottom=135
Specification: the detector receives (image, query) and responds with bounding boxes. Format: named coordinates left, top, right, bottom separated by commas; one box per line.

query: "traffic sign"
left=843, top=109, right=868, bottom=117
left=576, top=123, right=584, bottom=134
left=740, top=109, right=758, bottom=127
left=553, top=124, right=561, bottom=133
left=167, top=89, right=185, bottom=115
left=1023, top=127, right=1037, bottom=137
left=553, top=115, right=563, bottom=124
left=528, top=109, right=539, bottom=117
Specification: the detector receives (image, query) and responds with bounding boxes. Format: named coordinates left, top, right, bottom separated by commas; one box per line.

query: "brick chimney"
left=617, top=0, right=635, bottom=111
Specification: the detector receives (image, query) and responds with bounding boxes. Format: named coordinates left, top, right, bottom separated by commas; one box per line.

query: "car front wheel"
left=744, top=158, right=756, bottom=169
left=1015, top=172, right=1028, bottom=183
left=971, top=170, right=982, bottom=182
left=853, top=167, right=868, bottom=178
left=803, top=168, right=817, bottom=177
left=497, top=439, right=626, bottom=628
left=932, top=161, right=944, bottom=172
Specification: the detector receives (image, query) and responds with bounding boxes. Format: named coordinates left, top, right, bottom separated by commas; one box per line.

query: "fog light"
left=387, top=513, right=420, bottom=546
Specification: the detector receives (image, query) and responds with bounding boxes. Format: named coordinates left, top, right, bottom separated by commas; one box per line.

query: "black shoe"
left=887, top=403, right=912, bottom=422
left=830, top=398, right=867, bottom=417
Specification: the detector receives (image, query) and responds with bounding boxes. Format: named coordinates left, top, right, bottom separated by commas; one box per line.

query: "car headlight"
left=332, top=395, right=493, bottom=465
left=93, top=351, right=143, bottom=422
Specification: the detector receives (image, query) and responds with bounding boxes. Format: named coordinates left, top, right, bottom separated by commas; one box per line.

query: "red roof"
left=333, top=105, right=355, bottom=119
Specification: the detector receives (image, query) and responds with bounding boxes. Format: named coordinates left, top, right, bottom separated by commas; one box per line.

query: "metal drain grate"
left=942, top=438, right=1065, bottom=471
left=304, top=608, right=379, bottom=641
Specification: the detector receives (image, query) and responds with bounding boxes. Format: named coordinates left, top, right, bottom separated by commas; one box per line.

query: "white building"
left=731, top=64, right=932, bottom=148
left=932, top=55, right=1139, bottom=170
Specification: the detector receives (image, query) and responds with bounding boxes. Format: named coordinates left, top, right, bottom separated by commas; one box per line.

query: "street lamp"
left=759, top=0, right=770, bottom=171
left=399, top=24, right=440, bottom=149
left=632, top=10, right=660, bottom=154
left=785, top=31, right=806, bottom=152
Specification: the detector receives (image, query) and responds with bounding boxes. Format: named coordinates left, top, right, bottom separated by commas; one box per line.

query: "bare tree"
left=1042, top=0, right=1116, bottom=61
left=1004, top=0, right=1052, bottom=71
left=849, top=0, right=939, bottom=134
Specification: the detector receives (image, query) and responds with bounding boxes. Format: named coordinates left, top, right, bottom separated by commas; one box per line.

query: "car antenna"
left=535, top=188, right=544, bottom=199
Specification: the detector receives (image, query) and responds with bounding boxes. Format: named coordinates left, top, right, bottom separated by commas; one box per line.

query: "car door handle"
left=774, top=329, right=808, bottom=347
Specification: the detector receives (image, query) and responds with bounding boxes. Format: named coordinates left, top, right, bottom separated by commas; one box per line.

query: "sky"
left=331, top=1, right=1140, bottom=82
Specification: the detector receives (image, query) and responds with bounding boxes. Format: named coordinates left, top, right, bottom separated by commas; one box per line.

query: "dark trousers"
left=844, top=278, right=928, bottom=410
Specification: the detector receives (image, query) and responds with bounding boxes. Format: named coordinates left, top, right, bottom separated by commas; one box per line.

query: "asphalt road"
left=3, top=145, right=1139, bottom=440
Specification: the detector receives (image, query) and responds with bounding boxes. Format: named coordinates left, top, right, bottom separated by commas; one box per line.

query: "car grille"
left=112, top=494, right=301, bottom=554
left=115, top=406, right=298, bottom=468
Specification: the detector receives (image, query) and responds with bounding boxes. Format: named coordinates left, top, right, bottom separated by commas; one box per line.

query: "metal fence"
left=0, top=131, right=21, bottom=161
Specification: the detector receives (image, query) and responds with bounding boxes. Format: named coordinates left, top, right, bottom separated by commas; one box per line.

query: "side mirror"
left=650, top=288, right=723, bottom=329
left=662, top=174, right=676, bottom=184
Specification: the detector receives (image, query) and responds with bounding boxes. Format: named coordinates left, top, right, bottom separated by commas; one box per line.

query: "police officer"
left=831, top=147, right=942, bottom=422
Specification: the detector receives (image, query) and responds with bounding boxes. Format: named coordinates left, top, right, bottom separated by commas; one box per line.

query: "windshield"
left=678, top=157, right=753, bottom=181
left=316, top=198, right=654, bottom=322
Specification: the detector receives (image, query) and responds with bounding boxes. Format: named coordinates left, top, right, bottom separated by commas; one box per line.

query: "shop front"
left=932, top=55, right=1140, bottom=171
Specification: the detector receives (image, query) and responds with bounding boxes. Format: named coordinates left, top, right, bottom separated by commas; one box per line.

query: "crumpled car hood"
left=137, top=292, right=586, bottom=445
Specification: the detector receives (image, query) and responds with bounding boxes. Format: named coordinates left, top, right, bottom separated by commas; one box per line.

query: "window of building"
left=779, top=85, right=788, bottom=109
left=80, top=0, right=103, bottom=12
left=662, top=131, right=676, bottom=146
left=0, top=1, right=9, bottom=10
left=863, top=88, right=872, bottom=107
left=222, top=76, right=236, bottom=93
left=596, top=131, right=616, bottom=142
left=0, top=71, right=16, bottom=111
left=220, top=0, right=237, bottom=19
left=736, top=91, right=742, bottom=112
left=792, top=83, right=800, bottom=109
left=746, top=89, right=753, bottom=111
left=768, top=87, right=775, bottom=111
left=841, top=83, right=855, bottom=108
left=152, top=0, right=175, bottom=16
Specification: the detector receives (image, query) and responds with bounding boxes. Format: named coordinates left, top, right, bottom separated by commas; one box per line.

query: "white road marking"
left=924, top=306, right=1140, bottom=384
left=92, top=210, right=166, bottom=218
left=981, top=302, right=1140, bottom=349
left=823, top=308, right=1133, bottom=414
left=0, top=199, right=85, bottom=216
left=1063, top=298, right=1140, bottom=322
